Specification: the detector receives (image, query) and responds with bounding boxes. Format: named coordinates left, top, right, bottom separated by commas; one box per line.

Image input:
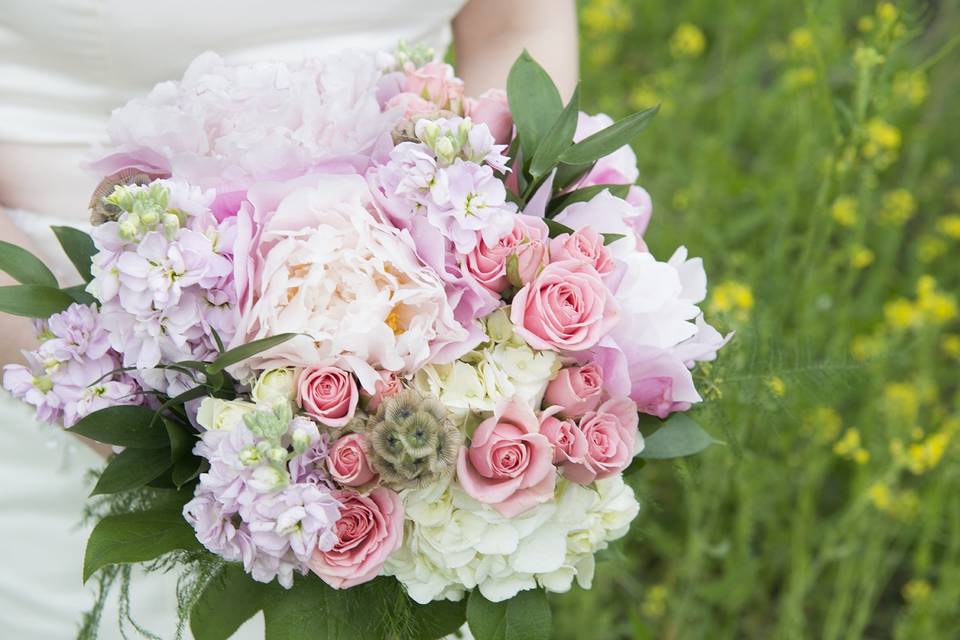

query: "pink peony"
left=463, top=215, right=548, bottom=294
left=544, top=363, right=604, bottom=417
left=564, top=398, right=639, bottom=484
left=465, top=89, right=513, bottom=145
left=539, top=407, right=588, bottom=465
left=308, top=487, right=404, bottom=589
left=326, top=433, right=378, bottom=487
left=549, top=226, right=615, bottom=275
left=510, top=260, right=620, bottom=352
left=297, top=366, right=359, bottom=428
left=456, top=399, right=556, bottom=517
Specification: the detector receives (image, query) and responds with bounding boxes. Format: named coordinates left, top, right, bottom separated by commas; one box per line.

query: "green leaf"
left=506, top=50, right=563, bottom=161
left=638, top=413, right=722, bottom=459
left=0, top=240, right=58, bottom=287
left=51, top=225, right=96, bottom=282
left=263, top=575, right=465, bottom=640
left=543, top=219, right=575, bottom=238
left=91, top=446, right=173, bottom=496
left=505, top=254, right=523, bottom=289
left=602, top=233, right=627, bottom=245
left=172, top=455, right=206, bottom=489
left=559, top=105, right=660, bottom=166
left=0, top=284, right=73, bottom=317
left=164, top=419, right=195, bottom=462
left=206, top=333, right=299, bottom=374
left=547, top=183, right=631, bottom=216
left=69, top=405, right=170, bottom=448
left=467, top=589, right=552, bottom=640
left=62, top=284, right=97, bottom=305
left=83, top=493, right=199, bottom=581
left=191, top=564, right=265, bottom=640
left=552, top=161, right=596, bottom=192
left=529, top=84, right=581, bottom=178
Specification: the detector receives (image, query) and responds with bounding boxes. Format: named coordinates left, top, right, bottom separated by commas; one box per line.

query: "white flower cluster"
left=384, top=475, right=639, bottom=604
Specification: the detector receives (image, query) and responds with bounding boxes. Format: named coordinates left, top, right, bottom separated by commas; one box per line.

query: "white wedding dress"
left=0, top=2, right=466, bottom=637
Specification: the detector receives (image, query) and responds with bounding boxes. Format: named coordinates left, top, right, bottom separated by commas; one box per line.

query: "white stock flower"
left=385, top=476, right=640, bottom=604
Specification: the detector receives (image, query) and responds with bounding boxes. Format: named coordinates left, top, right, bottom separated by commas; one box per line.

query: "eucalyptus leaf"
left=69, top=405, right=170, bottom=448
left=190, top=564, right=265, bottom=640
left=638, top=413, right=722, bottom=459
left=506, top=51, right=563, bottom=161
left=206, top=333, right=299, bottom=374
left=529, top=84, right=581, bottom=179
left=467, top=589, right=552, bottom=640
left=559, top=105, right=659, bottom=166
left=0, top=284, right=74, bottom=318
left=91, top=446, right=173, bottom=496
left=0, top=240, right=58, bottom=287
left=51, top=225, right=96, bottom=282
left=83, top=493, right=200, bottom=582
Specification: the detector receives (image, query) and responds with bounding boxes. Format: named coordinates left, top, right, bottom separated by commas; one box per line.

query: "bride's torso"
left=0, top=0, right=465, bottom=217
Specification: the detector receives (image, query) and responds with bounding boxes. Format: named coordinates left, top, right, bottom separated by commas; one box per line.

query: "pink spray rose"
left=362, top=370, right=404, bottom=413
left=544, top=363, right=604, bottom=417
left=465, top=89, right=513, bottom=145
left=564, top=398, right=640, bottom=484
left=464, top=215, right=548, bottom=293
left=297, top=366, right=359, bottom=427
left=401, top=61, right=464, bottom=112
left=456, top=399, right=556, bottom=517
left=539, top=407, right=588, bottom=465
left=549, top=226, right=615, bottom=275
left=510, top=260, right=620, bottom=352
left=326, top=433, right=378, bottom=487
left=308, top=488, right=404, bottom=589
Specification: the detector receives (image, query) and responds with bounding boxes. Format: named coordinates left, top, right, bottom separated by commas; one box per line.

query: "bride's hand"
left=454, top=0, right=579, bottom=99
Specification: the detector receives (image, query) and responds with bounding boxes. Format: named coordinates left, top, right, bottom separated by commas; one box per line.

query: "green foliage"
left=205, top=333, right=298, bottom=374
left=0, top=284, right=73, bottom=317
left=91, top=446, right=174, bottom=495
left=69, top=405, right=170, bottom=448
left=551, top=1, right=960, bottom=638
left=191, top=564, right=266, bottom=640
left=638, top=414, right=722, bottom=459
left=51, top=225, right=96, bottom=282
left=467, top=589, right=552, bottom=640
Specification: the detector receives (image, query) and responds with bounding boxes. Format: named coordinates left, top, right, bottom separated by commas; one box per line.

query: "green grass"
left=553, top=1, right=960, bottom=638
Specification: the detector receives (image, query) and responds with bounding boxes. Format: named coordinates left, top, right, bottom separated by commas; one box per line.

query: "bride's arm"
left=453, top=0, right=579, bottom=99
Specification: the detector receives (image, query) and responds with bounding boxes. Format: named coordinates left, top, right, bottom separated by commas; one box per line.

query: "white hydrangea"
left=385, top=475, right=640, bottom=604
left=413, top=321, right=559, bottom=416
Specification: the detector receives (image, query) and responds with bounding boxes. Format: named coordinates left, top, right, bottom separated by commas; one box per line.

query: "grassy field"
left=553, top=1, right=960, bottom=638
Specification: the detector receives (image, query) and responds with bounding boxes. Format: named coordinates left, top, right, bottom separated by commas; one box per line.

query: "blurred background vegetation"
left=551, top=1, right=960, bottom=638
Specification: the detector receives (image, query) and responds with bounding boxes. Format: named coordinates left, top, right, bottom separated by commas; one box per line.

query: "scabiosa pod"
left=362, top=389, right=461, bottom=488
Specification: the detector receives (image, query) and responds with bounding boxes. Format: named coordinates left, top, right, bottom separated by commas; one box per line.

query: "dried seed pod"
left=88, top=168, right=159, bottom=225
left=363, top=389, right=461, bottom=489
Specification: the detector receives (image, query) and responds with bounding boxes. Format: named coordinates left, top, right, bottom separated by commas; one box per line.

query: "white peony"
left=385, top=475, right=640, bottom=604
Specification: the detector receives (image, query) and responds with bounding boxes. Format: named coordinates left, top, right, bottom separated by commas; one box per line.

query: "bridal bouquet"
left=0, top=44, right=728, bottom=639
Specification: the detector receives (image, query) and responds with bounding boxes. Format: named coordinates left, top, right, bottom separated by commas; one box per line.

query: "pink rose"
left=539, top=407, right=588, bottom=465
left=564, top=398, right=639, bottom=484
left=464, top=215, right=548, bottom=293
left=510, top=260, right=620, bottom=352
left=386, top=92, right=441, bottom=119
left=297, top=366, right=358, bottom=427
left=544, top=363, right=604, bottom=417
left=403, top=62, right=464, bottom=112
left=549, top=226, right=615, bottom=275
left=308, top=488, right=403, bottom=589
left=465, top=89, right=513, bottom=145
left=326, top=433, right=378, bottom=487
left=456, top=399, right=556, bottom=517
left=362, top=370, right=403, bottom=413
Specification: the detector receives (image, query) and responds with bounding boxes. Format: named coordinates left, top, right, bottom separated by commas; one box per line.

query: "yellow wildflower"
left=857, top=15, right=876, bottom=33
left=938, top=214, right=960, bottom=239
left=916, top=276, right=958, bottom=323
left=805, top=406, right=842, bottom=442
left=629, top=85, right=660, bottom=111
left=641, top=584, right=668, bottom=619
left=893, top=490, right=920, bottom=520
left=917, top=236, right=946, bottom=263
left=868, top=482, right=892, bottom=510
left=581, top=0, right=632, bottom=35
left=864, top=119, right=902, bottom=168
left=854, top=46, right=885, bottom=69
left=906, top=431, right=951, bottom=474
left=710, top=280, right=754, bottom=318
left=884, top=298, right=918, bottom=329
left=670, top=23, right=706, bottom=59
left=766, top=376, right=786, bottom=397
left=784, top=66, right=817, bottom=89
left=903, top=579, right=932, bottom=603
left=892, top=71, right=929, bottom=107
left=850, top=245, right=874, bottom=269
left=851, top=333, right=884, bottom=361
left=831, top=195, right=858, bottom=226
left=941, top=334, right=960, bottom=359
left=852, top=448, right=871, bottom=464
left=788, top=28, right=815, bottom=54
left=880, top=189, right=916, bottom=225
left=877, top=2, right=899, bottom=24
left=883, top=382, right=920, bottom=423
